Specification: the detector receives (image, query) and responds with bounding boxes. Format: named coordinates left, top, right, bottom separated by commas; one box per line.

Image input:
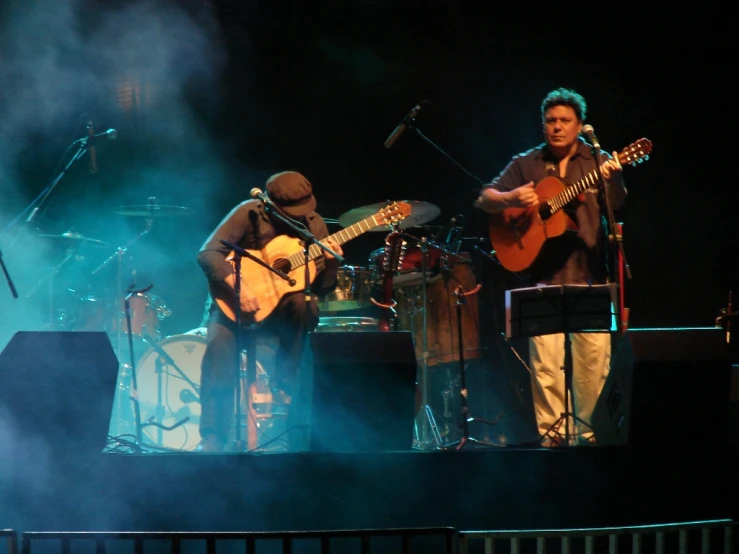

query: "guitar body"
left=211, top=200, right=413, bottom=324
left=213, top=235, right=317, bottom=324
left=488, top=176, right=568, bottom=272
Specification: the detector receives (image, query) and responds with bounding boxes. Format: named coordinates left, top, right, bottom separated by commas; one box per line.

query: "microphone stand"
left=219, top=238, right=304, bottom=452
left=405, top=121, right=485, bottom=188
left=123, top=284, right=150, bottom=448
left=590, top=141, right=631, bottom=334
left=2, top=137, right=90, bottom=248
left=262, top=203, right=344, bottom=263
left=0, top=248, right=18, bottom=299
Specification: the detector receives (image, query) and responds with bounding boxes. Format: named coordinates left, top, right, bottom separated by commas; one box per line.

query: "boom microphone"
left=383, top=103, right=422, bottom=149
left=250, top=188, right=271, bottom=203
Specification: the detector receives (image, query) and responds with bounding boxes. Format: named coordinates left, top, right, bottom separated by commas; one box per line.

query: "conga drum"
left=396, top=252, right=480, bottom=367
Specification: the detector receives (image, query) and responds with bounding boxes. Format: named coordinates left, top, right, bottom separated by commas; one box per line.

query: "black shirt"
left=482, top=138, right=627, bottom=285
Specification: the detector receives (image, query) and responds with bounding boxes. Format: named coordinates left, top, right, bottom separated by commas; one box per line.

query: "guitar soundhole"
left=538, top=204, right=553, bottom=221
left=273, top=258, right=292, bottom=273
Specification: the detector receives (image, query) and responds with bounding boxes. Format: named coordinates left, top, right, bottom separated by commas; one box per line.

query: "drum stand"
left=91, top=216, right=153, bottom=360
left=91, top=220, right=152, bottom=438
left=406, top=236, right=445, bottom=450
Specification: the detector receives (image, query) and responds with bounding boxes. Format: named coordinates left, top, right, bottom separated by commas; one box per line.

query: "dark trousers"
left=199, top=291, right=319, bottom=444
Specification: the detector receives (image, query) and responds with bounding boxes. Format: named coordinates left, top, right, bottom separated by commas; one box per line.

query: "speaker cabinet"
left=0, top=331, right=119, bottom=456
left=288, top=331, right=418, bottom=452
left=592, top=327, right=732, bottom=446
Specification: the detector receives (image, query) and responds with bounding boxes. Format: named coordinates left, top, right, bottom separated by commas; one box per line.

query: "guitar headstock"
left=618, top=138, right=653, bottom=166
left=376, top=201, right=411, bottom=226
left=383, top=230, right=407, bottom=273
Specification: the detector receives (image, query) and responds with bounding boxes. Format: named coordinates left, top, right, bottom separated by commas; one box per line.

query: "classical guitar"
left=214, top=201, right=411, bottom=323
left=487, top=138, right=652, bottom=272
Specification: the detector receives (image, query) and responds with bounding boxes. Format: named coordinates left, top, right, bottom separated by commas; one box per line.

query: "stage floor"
left=2, top=441, right=737, bottom=536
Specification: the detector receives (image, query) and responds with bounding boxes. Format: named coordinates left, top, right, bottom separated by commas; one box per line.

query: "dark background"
left=0, top=1, right=734, bottom=442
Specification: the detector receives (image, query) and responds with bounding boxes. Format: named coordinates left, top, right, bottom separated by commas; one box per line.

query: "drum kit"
left=318, top=199, right=483, bottom=450
left=22, top=199, right=195, bottom=443
left=29, top=198, right=187, bottom=348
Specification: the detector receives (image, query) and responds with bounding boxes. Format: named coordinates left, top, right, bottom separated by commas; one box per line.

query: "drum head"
left=135, top=334, right=207, bottom=451
left=316, top=317, right=379, bottom=332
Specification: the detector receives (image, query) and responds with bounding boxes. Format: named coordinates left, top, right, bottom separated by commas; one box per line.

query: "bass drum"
left=133, top=333, right=267, bottom=451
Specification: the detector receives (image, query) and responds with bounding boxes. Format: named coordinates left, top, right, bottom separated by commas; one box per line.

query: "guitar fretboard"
left=544, top=140, right=650, bottom=215
left=546, top=169, right=602, bottom=213
left=285, top=212, right=386, bottom=269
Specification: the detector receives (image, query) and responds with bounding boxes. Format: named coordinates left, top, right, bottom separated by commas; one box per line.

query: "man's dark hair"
left=540, top=87, right=587, bottom=122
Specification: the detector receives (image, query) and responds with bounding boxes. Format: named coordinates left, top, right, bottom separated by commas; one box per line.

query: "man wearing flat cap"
left=196, top=171, right=342, bottom=452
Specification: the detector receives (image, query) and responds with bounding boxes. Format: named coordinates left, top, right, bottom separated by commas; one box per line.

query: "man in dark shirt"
left=475, top=88, right=627, bottom=447
left=196, top=171, right=342, bottom=452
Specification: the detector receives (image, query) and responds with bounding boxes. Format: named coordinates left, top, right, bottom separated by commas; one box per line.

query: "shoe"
left=196, top=435, right=224, bottom=453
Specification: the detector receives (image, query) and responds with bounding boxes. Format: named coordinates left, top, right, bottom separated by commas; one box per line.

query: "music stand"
left=505, top=283, right=616, bottom=446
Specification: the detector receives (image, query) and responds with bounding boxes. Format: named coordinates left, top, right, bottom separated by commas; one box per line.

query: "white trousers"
left=529, top=332, right=612, bottom=439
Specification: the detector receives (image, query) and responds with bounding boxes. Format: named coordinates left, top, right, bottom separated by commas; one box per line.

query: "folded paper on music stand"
left=505, top=284, right=617, bottom=339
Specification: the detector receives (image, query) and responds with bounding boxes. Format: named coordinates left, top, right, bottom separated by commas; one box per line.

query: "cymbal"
left=113, top=205, right=193, bottom=217
left=338, top=200, right=440, bottom=232
left=38, top=231, right=106, bottom=245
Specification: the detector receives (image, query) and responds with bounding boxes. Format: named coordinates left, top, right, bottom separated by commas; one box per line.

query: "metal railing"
left=459, top=519, right=734, bottom=554
left=20, top=528, right=458, bottom=554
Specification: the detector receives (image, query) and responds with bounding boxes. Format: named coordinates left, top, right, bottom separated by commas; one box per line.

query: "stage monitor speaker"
left=592, top=327, right=732, bottom=446
left=0, top=331, right=119, bottom=457
left=288, top=331, right=418, bottom=452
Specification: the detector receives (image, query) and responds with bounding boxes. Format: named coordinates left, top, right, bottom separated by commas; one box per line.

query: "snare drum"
left=318, top=266, right=373, bottom=312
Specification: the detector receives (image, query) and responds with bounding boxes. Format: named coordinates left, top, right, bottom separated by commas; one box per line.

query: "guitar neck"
left=545, top=168, right=602, bottom=215
left=544, top=140, right=651, bottom=216
left=284, top=213, right=385, bottom=270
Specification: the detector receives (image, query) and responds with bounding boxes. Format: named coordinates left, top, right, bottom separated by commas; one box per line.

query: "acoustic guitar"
left=213, top=201, right=411, bottom=323
left=487, top=138, right=652, bottom=273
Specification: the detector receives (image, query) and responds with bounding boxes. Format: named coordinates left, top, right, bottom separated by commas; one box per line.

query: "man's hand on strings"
left=323, top=238, right=343, bottom=261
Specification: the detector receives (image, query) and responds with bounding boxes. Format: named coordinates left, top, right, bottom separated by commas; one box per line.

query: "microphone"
left=383, top=103, right=422, bottom=149
left=250, top=187, right=271, bottom=203
left=87, top=121, right=97, bottom=174
left=581, top=124, right=600, bottom=149
left=74, top=128, right=117, bottom=144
